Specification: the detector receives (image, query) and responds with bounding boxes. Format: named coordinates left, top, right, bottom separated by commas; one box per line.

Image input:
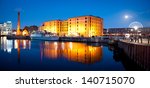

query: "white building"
left=0, top=21, right=12, bottom=35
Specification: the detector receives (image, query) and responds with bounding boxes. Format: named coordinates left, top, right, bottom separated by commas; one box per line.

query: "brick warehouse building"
left=39, top=15, right=103, bottom=37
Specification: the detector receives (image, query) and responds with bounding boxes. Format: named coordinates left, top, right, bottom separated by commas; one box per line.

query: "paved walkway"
left=121, top=38, right=150, bottom=45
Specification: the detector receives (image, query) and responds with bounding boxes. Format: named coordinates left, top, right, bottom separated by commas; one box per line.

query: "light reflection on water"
left=0, top=37, right=126, bottom=71
left=0, top=37, right=31, bottom=53
left=40, top=41, right=102, bottom=64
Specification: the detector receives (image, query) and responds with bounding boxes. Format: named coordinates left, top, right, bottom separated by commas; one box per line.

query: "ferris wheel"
left=129, top=21, right=143, bottom=30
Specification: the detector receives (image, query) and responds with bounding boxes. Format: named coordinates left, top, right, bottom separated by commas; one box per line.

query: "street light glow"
left=133, top=26, right=138, bottom=30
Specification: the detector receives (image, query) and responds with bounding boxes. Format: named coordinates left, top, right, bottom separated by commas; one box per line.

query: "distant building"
left=103, top=28, right=108, bottom=35
left=107, top=27, right=150, bottom=36
left=40, top=15, right=103, bottom=37
left=28, top=26, right=39, bottom=33
left=139, top=27, right=150, bottom=35
left=23, top=26, right=39, bottom=33
left=107, top=28, right=132, bottom=35
left=22, top=29, right=29, bottom=36
left=0, top=21, right=12, bottom=35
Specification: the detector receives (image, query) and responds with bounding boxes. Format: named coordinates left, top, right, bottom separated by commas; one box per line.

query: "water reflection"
left=0, top=37, right=31, bottom=63
left=0, top=37, right=102, bottom=64
left=14, top=40, right=31, bottom=50
left=0, top=37, right=31, bottom=51
left=40, top=42, right=103, bottom=64
left=0, top=37, right=128, bottom=71
left=0, top=37, right=13, bottom=53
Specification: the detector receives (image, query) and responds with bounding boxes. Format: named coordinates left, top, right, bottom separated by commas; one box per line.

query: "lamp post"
left=131, top=29, right=133, bottom=35
left=133, top=26, right=142, bottom=43
left=130, top=29, right=134, bottom=42
left=133, top=26, right=138, bottom=43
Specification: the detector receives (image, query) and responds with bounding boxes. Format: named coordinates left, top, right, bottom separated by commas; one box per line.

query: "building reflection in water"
left=0, top=37, right=31, bottom=63
left=0, top=37, right=13, bottom=53
left=40, top=42, right=103, bottom=64
left=14, top=40, right=31, bottom=50
left=0, top=37, right=31, bottom=52
left=14, top=40, right=31, bottom=63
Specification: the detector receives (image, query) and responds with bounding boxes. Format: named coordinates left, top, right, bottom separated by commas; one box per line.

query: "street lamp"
left=130, top=28, right=134, bottom=37
left=133, top=26, right=138, bottom=30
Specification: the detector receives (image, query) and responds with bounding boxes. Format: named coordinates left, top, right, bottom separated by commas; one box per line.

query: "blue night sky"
left=0, top=0, right=150, bottom=29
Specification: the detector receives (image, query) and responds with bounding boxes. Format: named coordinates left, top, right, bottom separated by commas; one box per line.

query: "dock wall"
left=59, top=37, right=109, bottom=43
left=118, top=41, right=150, bottom=70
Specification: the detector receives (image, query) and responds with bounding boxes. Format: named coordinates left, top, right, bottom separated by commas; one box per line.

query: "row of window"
left=69, top=17, right=88, bottom=21
left=69, top=18, right=102, bottom=21
left=43, top=21, right=101, bottom=26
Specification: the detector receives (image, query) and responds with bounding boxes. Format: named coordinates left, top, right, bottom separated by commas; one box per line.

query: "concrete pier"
left=7, top=35, right=30, bottom=40
left=118, top=40, right=150, bottom=70
left=59, top=37, right=110, bottom=43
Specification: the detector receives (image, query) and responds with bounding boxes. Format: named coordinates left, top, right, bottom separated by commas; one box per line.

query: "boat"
left=30, top=31, right=59, bottom=41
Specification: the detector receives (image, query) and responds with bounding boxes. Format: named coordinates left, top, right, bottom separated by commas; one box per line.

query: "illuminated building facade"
left=40, top=15, right=103, bottom=37
left=68, top=16, right=103, bottom=37
left=40, top=20, right=61, bottom=36
left=0, top=21, right=12, bottom=35
left=60, top=20, right=68, bottom=36
left=22, top=29, right=29, bottom=36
